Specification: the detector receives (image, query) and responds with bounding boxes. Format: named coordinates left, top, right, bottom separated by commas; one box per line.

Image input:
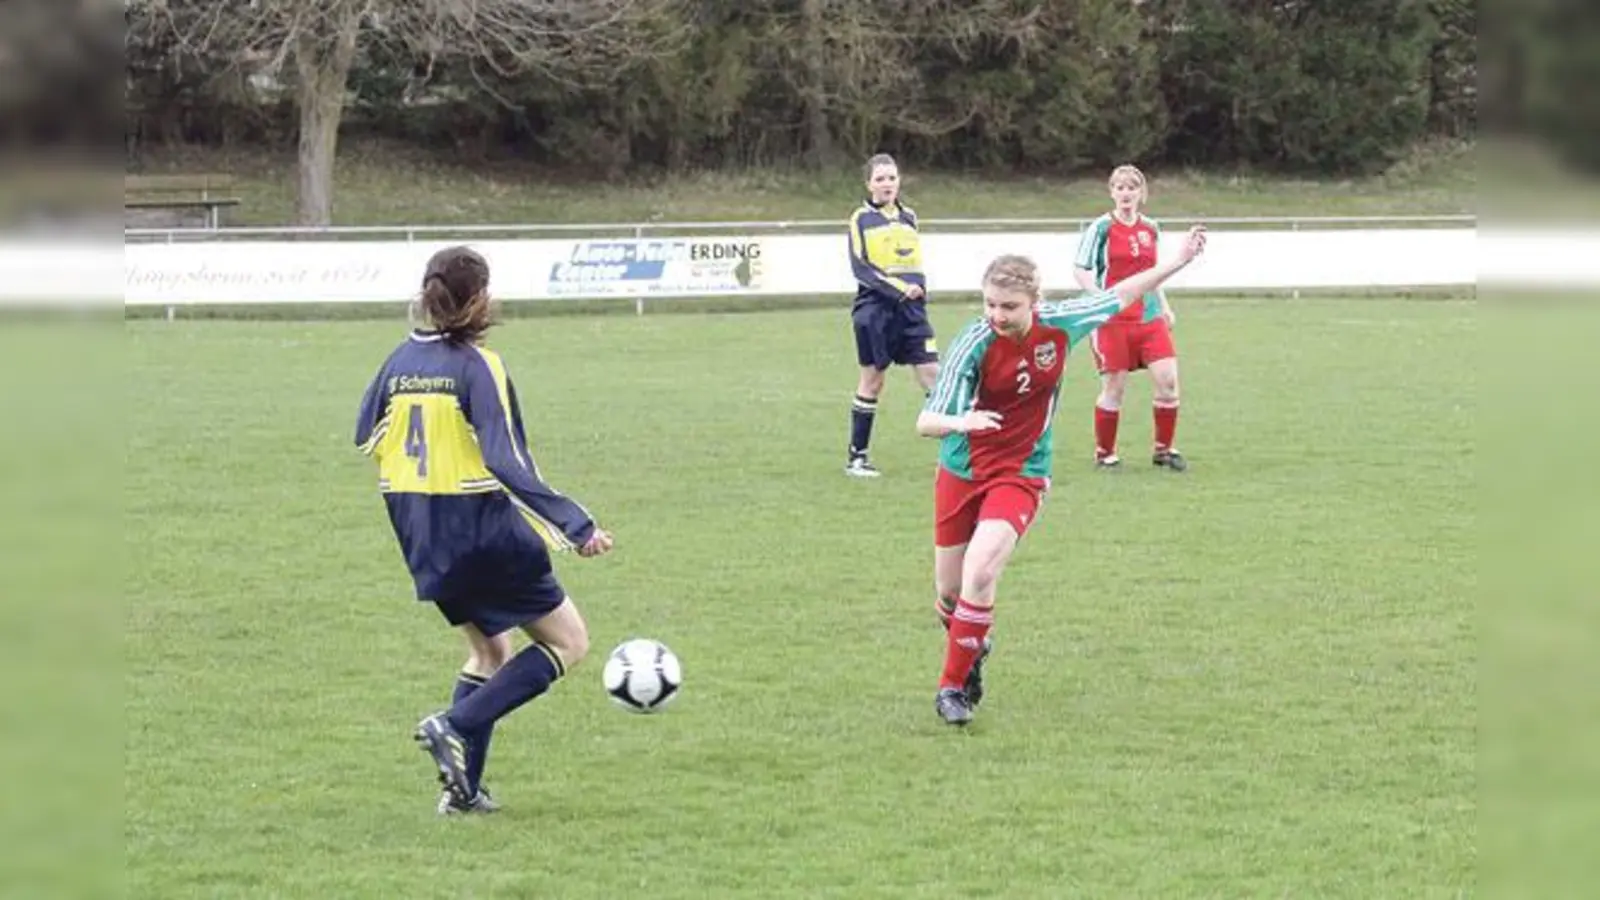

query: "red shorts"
left=934, top=467, right=1046, bottom=548
left=1089, top=317, right=1176, bottom=374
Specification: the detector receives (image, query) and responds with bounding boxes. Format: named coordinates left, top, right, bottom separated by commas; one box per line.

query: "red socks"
left=1153, top=403, right=1179, bottom=452
left=1094, top=406, right=1120, bottom=459
left=1100, top=403, right=1182, bottom=456
left=940, top=598, right=993, bottom=690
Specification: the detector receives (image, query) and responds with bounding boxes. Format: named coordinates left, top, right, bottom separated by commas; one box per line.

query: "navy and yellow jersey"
left=354, top=331, right=596, bottom=600
left=848, top=200, right=926, bottom=311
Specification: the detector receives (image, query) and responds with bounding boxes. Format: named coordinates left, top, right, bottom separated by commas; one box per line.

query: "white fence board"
left=116, top=228, right=1485, bottom=307
left=13, top=218, right=1597, bottom=307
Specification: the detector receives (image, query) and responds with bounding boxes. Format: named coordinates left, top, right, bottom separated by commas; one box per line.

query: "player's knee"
left=963, top=560, right=1003, bottom=600
left=466, top=631, right=514, bottom=674
left=1153, top=371, right=1180, bottom=403
left=1099, top=376, right=1128, bottom=408
left=527, top=602, right=591, bottom=672
left=474, top=641, right=513, bottom=674
left=553, top=627, right=591, bottom=671
left=857, top=370, right=886, bottom=397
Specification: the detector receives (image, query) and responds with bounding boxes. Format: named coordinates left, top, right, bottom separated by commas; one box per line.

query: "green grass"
left=0, top=323, right=119, bottom=898
left=1479, top=298, right=1600, bottom=900
left=129, top=139, right=1476, bottom=227
left=126, top=298, right=1475, bottom=898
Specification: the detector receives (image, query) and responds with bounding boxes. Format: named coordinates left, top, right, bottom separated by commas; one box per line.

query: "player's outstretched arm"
left=918, top=321, right=1002, bottom=437
left=916, top=408, right=1002, bottom=438
left=1109, top=225, right=1206, bottom=309
left=463, top=356, right=598, bottom=552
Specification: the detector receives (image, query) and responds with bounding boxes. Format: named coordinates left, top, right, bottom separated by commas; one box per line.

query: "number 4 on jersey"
left=404, top=404, right=428, bottom=477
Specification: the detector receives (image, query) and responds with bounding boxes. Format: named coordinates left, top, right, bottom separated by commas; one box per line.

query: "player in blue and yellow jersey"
left=354, top=246, right=614, bottom=813
left=917, top=227, right=1207, bottom=726
left=843, top=153, right=938, bottom=478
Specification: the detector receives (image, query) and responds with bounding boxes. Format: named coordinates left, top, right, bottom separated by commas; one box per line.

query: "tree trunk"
left=799, top=0, right=836, bottom=169
left=293, top=2, right=365, bottom=227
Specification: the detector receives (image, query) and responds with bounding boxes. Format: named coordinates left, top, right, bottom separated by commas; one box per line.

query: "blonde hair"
left=982, top=254, right=1042, bottom=299
left=1108, top=164, right=1149, bottom=207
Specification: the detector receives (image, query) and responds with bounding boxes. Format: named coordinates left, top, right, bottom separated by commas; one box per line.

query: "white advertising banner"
left=120, top=237, right=768, bottom=306
left=21, top=224, right=1585, bottom=306
left=114, top=228, right=1490, bottom=307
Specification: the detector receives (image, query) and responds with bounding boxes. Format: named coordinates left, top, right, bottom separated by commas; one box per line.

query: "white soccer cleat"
left=844, top=456, right=881, bottom=478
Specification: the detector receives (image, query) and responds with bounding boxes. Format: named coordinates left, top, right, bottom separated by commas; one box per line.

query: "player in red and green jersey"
left=1073, top=164, right=1187, bottom=471
left=916, top=226, right=1208, bottom=726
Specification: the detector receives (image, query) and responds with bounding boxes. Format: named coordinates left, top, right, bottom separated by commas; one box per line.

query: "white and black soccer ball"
left=602, top=638, right=682, bottom=713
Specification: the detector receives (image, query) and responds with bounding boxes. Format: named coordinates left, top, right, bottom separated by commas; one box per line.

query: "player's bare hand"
left=904, top=284, right=926, bottom=301
left=1178, top=225, right=1207, bottom=262
left=961, top=409, right=1003, bottom=433
left=579, top=528, right=614, bottom=557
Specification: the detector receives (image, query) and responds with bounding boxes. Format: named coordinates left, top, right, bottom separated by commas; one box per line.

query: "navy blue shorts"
left=414, top=525, right=569, bottom=637
left=853, top=300, right=938, bottom=370
left=387, top=493, right=571, bottom=638
left=429, top=569, right=567, bottom=637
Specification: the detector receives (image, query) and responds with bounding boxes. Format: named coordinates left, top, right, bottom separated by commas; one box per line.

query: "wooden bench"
left=125, top=174, right=242, bottom=230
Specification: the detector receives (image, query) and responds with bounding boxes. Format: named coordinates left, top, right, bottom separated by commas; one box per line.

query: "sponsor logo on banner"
left=546, top=239, right=763, bottom=296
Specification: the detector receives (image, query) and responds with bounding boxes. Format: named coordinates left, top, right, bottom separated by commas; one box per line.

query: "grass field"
left=130, top=139, right=1476, bottom=227
left=126, top=297, right=1475, bottom=898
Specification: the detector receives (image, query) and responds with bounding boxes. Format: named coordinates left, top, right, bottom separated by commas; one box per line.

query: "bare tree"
left=127, top=0, right=688, bottom=226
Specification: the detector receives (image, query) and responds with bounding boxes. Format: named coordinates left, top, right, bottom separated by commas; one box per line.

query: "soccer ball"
left=602, top=638, right=682, bottom=713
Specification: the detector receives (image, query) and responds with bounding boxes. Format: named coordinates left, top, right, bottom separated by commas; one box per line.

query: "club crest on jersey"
left=1138, top=232, right=1154, bottom=247
left=1033, top=342, right=1057, bottom=371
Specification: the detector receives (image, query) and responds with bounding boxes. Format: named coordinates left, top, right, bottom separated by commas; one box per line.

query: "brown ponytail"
left=417, top=246, right=494, bottom=344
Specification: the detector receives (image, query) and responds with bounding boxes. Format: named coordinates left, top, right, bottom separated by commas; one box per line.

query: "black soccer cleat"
left=437, top=786, right=501, bottom=816
left=964, top=636, right=993, bottom=707
left=1152, top=449, right=1188, bottom=472
left=415, top=712, right=473, bottom=803
left=935, top=687, right=974, bottom=726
